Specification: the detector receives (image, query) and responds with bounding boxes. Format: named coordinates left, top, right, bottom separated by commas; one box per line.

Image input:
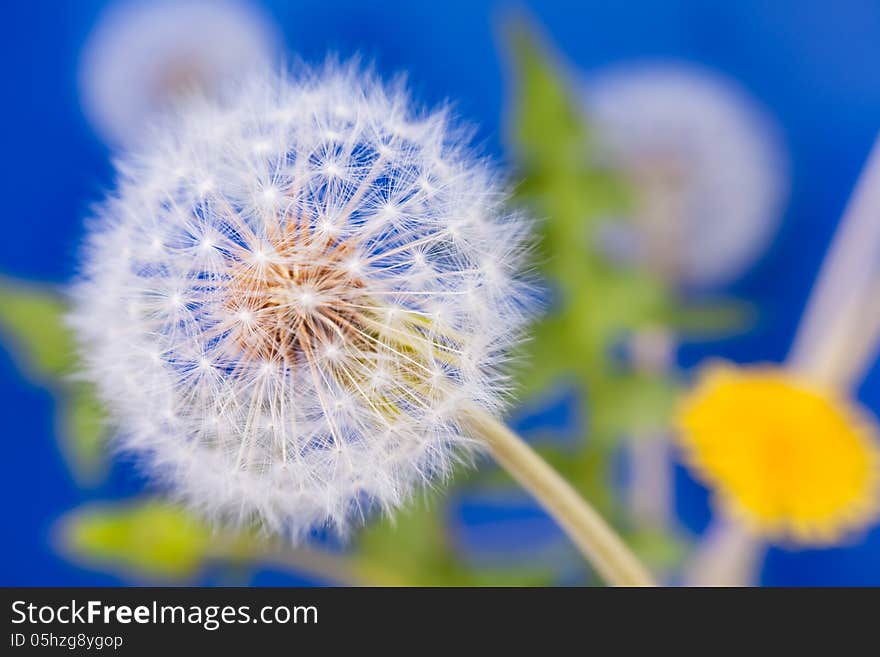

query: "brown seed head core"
left=225, top=220, right=373, bottom=365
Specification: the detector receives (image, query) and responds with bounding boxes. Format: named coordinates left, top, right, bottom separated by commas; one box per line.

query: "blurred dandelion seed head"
left=78, top=0, right=280, bottom=146
left=585, top=63, right=788, bottom=287
left=69, top=64, right=536, bottom=539
left=676, top=364, right=880, bottom=544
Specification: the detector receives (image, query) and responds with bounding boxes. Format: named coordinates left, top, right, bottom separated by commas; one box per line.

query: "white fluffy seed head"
left=585, top=62, right=789, bottom=287
left=70, top=64, right=536, bottom=540
left=78, top=0, right=280, bottom=147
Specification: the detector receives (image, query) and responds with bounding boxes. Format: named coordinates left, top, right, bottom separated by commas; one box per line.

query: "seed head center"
left=227, top=234, right=370, bottom=363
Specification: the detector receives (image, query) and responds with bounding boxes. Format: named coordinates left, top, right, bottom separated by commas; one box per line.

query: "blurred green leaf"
left=355, top=486, right=558, bottom=586
left=501, top=19, right=699, bottom=582
left=627, top=527, right=688, bottom=573
left=0, top=278, right=109, bottom=482
left=57, top=497, right=551, bottom=587
left=590, top=373, right=681, bottom=442
left=505, top=20, right=682, bottom=449
left=662, top=299, right=756, bottom=338
left=59, top=501, right=220, bottom=580
left=58, top=500, right=383, bottom=585
left=61, top=384, right=108, bottom=480
left=0, top=279, right=75, bottom=378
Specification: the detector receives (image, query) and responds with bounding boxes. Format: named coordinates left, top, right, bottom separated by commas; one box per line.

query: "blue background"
left=2, top=0, right=880, bottom=585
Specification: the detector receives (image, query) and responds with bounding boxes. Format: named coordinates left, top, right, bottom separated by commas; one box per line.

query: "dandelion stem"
left=788, top=134, right=880, bottom=389
left=683, top=515, right=763, bottom=587
left=685, top=135, right=880, bottom=588
left=626, top=433, right=673, bottom=528
left=626, top=328, right=677, bottom=530
left=464, top=408, right=655, bottom=586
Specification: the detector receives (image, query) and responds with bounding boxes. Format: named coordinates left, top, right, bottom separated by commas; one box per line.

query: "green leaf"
left=60, top=384, right=108, bottom=481
left=0, top=279, right=76, bottom=378
left=627, top=527, right=689, bottom=573
left=58, top=500, right=389, bottom=586
left=354, top=484, right=558, bottom=586
left=0, top=278, right=109, bottom=482
left=590, top=373, right=681, bottom=441
left=505, top=19, right=682, bottom=424
left=58, top=501, right=219, bottom=580
left=501, top=22, right=698, bottom=579
left=662, top=299, right=756, bottom=338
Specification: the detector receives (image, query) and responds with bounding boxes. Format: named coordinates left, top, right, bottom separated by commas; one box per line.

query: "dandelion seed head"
left=585, top=63, right=788, bottom=287
left=71, top=64, right=536, bottom=539
left=79, top=0, right=280, bottom=146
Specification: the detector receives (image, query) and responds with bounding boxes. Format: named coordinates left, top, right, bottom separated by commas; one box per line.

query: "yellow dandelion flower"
left=676, top=363, right=880, bottom=544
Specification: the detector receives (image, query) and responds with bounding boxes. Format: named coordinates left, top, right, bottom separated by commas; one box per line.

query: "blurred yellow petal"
left=676, top=364, right=880, bottom=544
